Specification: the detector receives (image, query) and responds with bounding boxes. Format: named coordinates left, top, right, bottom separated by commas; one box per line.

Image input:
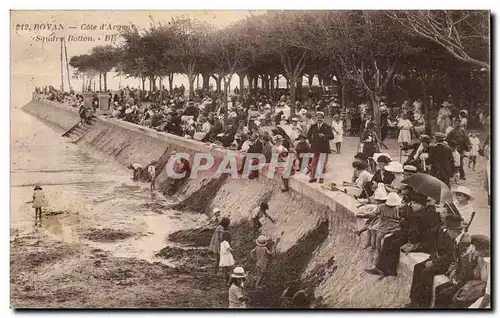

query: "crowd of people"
left=32, top=85, right=490, bottom=309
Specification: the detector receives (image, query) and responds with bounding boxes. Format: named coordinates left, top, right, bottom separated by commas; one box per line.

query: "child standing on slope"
left=219, top=231, right=235, bottom=284
left=250, top=235, right=278, bottom=288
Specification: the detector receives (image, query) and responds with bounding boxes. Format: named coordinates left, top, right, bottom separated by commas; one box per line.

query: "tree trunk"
left=238, top=73, right=245, bottom=100
left=216, top=75, right=222, bottom=93
left=142, top=77, right=146, bottom=92
left=286, top=77, right=290, bottom=89
left=426, top=95, right=433, bottom=136
left=99, top=73, right=102, bottom=92
left=308, top=74, right=313, bottom=87
left=270, top=75, right=275, bottom=96
left=296, top=77, right=303, bottom=102
left=103, top=72, right=107, bottom=91
left=263, top=74, right=270, bottom=95
left=289, top=76, right=297, bottom=116
left=187, top=72, right=195, bottom=99
left=201, top=72, right=210, bottom=90
left=159, top=77, right=163, bottom=104
left=168, top=74, right=173, bottom=92
left=276, top=75, right=280, bottom=89
left=248, top=74, right=254, bottom=100
left=253, top=77, right=258, bottom=90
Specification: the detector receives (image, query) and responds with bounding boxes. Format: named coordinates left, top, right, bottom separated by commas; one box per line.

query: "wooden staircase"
left=62, top=117, right=97, bottom=143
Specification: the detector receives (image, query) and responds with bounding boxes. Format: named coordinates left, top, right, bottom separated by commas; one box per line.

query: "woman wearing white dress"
left=397, top=113, right=413, bottom=148
left=331, top=114, right=344, bottom=154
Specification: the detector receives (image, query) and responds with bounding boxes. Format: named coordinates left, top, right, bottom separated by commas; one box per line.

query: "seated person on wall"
left=400, top=194, right=442, bottom=255
left=359, top=155, right=394, bottom=199
left=406, top=214, right=465, bottom=308
left=402, top=134, right=431, bottom=171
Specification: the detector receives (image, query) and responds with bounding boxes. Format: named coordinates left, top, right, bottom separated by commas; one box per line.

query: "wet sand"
left=10, top=109, right=220, bottom=308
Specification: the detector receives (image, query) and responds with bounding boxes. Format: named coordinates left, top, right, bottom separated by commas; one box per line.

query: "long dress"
left=397, top=119, right=413, bottom=145
left=209, top=225, right=224, bottom=254
left=219, top=240, right=235, bottom=267
left=438, top=107, right=452, bottom=133
left=332, top=120, right=344, bottom=143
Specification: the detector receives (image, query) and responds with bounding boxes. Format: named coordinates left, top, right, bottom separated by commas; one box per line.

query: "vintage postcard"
left=10, top=10, right=491, bottom=309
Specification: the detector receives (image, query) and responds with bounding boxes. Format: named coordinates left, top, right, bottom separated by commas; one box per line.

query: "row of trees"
left=69, top=10, right=490, bottom=126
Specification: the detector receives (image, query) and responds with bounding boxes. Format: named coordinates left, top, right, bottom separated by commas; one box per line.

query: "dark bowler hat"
left=354, top=152, right=368, bottom=161
left=376, top=155, right=391, bottom=164
left=419, top=135, right=431, bottom=143
left=295, top=134, right=307, bottom=140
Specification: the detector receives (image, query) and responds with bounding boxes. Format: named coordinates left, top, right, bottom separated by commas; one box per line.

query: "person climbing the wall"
left=251, top=202, right=276, bottom=234
left=250, top=235, right=278, bottom=288
left=31, top=184, right=46, bottom=227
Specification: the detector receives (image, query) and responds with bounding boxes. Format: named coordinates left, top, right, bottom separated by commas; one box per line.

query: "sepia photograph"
left=9, top=9, right=491, bottom=309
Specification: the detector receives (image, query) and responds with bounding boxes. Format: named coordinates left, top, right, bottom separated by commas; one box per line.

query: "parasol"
left=402, top=173, right=453, bottom=204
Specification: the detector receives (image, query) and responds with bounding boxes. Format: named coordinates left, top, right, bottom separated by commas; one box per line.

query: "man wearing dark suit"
left=307, top=111, right=334, bottom=183
left=428, top=132, right=454, bottom=188
left=446, top=119, right=471, bottom=180
left=403, top=134, right=431, bottom=171
left=407, top=214, right=464, bottom=308
left=240, top=133, right=264, bottom=179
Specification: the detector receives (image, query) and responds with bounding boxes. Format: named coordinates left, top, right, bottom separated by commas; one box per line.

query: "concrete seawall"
left=22, top=99, right=416, bottom=308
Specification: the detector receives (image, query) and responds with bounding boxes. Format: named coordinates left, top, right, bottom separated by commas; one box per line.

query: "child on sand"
left=250, top=235, right=278, bottom=288
left=219, top=231, right=235, bottom=283
left=32, top=184, right=46, bottom=226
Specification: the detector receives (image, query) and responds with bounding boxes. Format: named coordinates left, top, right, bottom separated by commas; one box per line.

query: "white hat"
left=231, top=266, right=247, bottom=278
left=386, top=192, right=402, bottom=207
left=453, top=186, right=474, bottom=200
left=316, top=111, right=325, bottom=118
left=291, top=117, right=299, bottom=121
left=254, top=120, right=261, bottom=126
left=256, top=235, right=268, bottom=246
left=419, top=153, right=429, bottom=160
left=373, top=183, right=388, bottom=201
left=384, top=161, right=403, bottom=173
left=213, top=208, right=221, bottom=214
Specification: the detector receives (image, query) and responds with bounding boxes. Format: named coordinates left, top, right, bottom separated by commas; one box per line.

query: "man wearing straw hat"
left=306, top=111, right=334, bottom=183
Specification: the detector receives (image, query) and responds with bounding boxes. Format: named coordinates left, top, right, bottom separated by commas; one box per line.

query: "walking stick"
left=465, top=212, right=475, bottom=233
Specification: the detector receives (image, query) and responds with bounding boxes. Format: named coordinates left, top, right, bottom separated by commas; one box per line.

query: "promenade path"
left=296, top=136, right=490, bottom=237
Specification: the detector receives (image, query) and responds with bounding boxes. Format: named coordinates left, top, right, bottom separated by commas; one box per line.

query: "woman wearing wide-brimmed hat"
left=437, top=102, right=453, bottom=133
left=228, top=267, right=249, bottom=308
left=31, top=184, right=46, bottom=226
left=452, top=186, right=475, bottom=229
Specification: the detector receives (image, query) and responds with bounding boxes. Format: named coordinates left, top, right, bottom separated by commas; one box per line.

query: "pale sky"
left=10, top=10, right=266, bottom=105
